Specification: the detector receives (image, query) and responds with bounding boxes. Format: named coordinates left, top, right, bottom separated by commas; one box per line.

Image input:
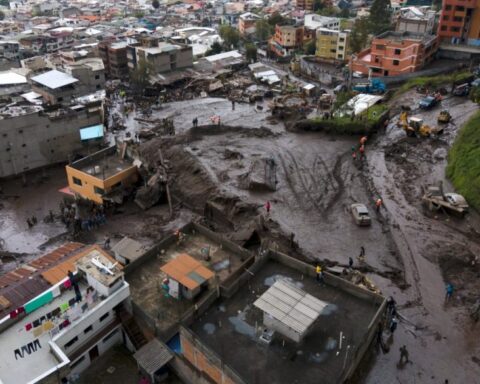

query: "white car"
left=350, top=203, right=372, bottom=226
left=352, top=71, right=364, bottom=78
left=445, top=193, right=469, bottom=211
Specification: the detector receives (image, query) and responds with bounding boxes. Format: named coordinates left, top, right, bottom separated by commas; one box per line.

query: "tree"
left=245, top=43, right=257, bottom=62
left=206, top=41, right=223, bottom=56
left=317, top=6, right=339, bottom=16
left=268, top=12, right=286, bottom=26
left=152, top=0, right=160, bottom=9
left=256, top=19, right=272, bottom=42
left=349, top=17, right=369, bottom=54
left=219, top=25, right=240, bottom=48
left=313, top=0, right=325, bottom=12
left=130, top=58, right=154, bottom=92
left=339, top=8, right=350, bottom=18
left=368, top=0, right=391, bottom=35
left=304, top=39, right=316, bottom=55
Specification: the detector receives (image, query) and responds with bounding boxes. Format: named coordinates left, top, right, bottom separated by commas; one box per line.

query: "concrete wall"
left=178, top=327, right=247, bottom=384
left=0, top=108, right=102, bottom=178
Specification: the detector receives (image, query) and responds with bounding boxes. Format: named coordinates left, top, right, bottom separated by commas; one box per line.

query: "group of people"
left=60, top=201, right=107, bottom=234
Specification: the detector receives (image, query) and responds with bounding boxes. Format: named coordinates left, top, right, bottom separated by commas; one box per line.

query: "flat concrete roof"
left=70, top=147, right=134, bottom=180
left=189, top=259, right=381, bottom=384
left=31, top=70, right=79, bottom=89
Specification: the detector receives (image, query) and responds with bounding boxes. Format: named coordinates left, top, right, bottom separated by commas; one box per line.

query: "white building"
left=0, top=248, right=133, bottom=384
left=304, top=14, right=340, bottom=31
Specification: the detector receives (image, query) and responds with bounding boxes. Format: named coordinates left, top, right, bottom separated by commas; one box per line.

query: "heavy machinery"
left=353, top=78, right=386, bottom=94
left=398, top=112, right=443, bottom=137
left=438, top=110, right=452, bottom=123
left=422, top=182, right=469, bottom=216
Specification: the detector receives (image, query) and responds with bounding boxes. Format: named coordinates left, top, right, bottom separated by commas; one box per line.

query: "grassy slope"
left=395, top=71, right=473, bottom=96
left=446, top=110, right=480, bottom=211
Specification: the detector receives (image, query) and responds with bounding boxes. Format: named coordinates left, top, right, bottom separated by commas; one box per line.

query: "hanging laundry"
left=33, top=326, right=43, bottom=338
left=25, top=323, right=32, bottom=331
left=32, top=319, right=40, bottom=328
left=17, top=306, right=25, bottom=314
left=63, top=280, right=72, bottom=289
left=60, top=303, right=69, bottom=312
left=9, top=310, right=18, bottom=319
left=43, top=321, right=54, bottom=332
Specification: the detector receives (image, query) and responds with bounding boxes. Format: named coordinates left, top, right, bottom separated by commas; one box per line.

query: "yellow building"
left=65, top=146, right=138, bottom=204
left=315, top=28, right=349, bottom=61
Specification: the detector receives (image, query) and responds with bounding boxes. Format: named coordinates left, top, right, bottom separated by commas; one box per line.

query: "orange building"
left=296, top=0, right=314, bottom=11
left=437, top=0, right=480, bottom=45
left=351, top=31, right=438, bottom=77
left=65, top=146, right=138, bottom=204
left=269, top=24, right=304, bottom=57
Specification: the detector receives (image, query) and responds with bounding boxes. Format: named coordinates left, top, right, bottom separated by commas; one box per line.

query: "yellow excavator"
left=398, top=111, right=443, bottom=137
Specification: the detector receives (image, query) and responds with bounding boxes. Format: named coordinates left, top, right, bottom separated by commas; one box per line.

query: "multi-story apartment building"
left=438, top=0, right=480, bottom=46
left=0, top=41, right=20, bottom=60
left=296, top=0, right=314, bottom=11
left=98, top=41, right=129, bottom=79
left=0, top=99, right=103, bottom=178
left=351, top=31, right=438, bottom=76
left=316, top=28, right=349, bottom=61
left=395, top=6, right=436, bottom=34
left=269, top=24, right=304, bottom=57
left=0, top=246, right=133, bottom=384
left=238, top=12, right=261, bottom=36
left=127, top=42, right=193, bottom=74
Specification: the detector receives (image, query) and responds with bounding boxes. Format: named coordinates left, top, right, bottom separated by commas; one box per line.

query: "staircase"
left=116, top=306, right=148, bottom=350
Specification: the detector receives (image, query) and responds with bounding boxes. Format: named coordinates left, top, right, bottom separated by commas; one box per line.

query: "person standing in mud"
left=265, top=200, right=271, bottom=214
left=359, top=144, right=365, bottom=159
left=390, top=316, right=398, bottom=334
left=349, top=257, right=354, bottom=269
left=399, top=345, right=409, bottom=364
left=376, top=198, right=383, bottom=212
left=352, top=151, right=357, bottom=161
left=445, top=283, right=454, bottom=302
left=316, top=265, right=322, bottom=281
left=231, top=100, right=235, bottom=111
left=360, top=135, right=368, bottom=146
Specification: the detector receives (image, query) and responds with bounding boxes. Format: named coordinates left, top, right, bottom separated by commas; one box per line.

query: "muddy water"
left=0, top=166, right=67, bottom=264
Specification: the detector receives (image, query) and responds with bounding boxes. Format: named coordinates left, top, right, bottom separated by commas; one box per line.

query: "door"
left=88, top=345, right=99, bottom=362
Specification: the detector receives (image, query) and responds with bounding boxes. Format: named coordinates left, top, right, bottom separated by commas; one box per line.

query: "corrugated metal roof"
left=160, top=253, right=214, bottom=291
left=31, top=69, right=79, bottom=89
left=254, top=280, right=328, bottom=335
left=134, top=338, right=173, bottom=375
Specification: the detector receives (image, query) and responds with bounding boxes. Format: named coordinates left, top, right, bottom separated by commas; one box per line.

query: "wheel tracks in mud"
left=277, top=149, right=344, bottom=216
left=359, top=152, right=424, bottom=308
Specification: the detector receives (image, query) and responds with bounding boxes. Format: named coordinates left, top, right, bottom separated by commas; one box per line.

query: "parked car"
left=452, top=83, right=470, bottom=96
left=419, top=95, right=439, bottom=109
left=350, top=203, right=371, bottom=226
left=352, top=71, right=364, bottom=78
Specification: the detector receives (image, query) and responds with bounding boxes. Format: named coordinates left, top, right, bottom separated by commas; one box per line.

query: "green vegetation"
left=349, top=17, right=370, bottom=53
left=368, top=0, right=392, bottom=35
left=304, top=39, right=316, bottom=55
left=446, top=111, right=480, bottom=211
left=130, top=58, right=154, bottom=92
left=219, top=25, right=240, bottom=48
left=395, top=71, right=473, bottom=96
left=297, top=104, right=389, bottom=134
left=255, top=19, right=272, bottom=42
left=245, top=43, right=257, bottom=62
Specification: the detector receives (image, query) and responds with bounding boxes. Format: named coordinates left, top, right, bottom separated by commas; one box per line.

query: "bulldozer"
left=438, top=110, right=452, bottom=124
left=398, top=111, right=443, bottom=137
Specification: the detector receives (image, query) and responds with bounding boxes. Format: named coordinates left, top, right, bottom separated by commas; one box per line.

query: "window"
left=102, top=329, right=119, bottom=343
left=394, top=49, right=401, bottom=55
left=455, top=5, right=464, bottom=11
left=64, top=336, right=78, bottom=349
left=376, top=44, right=385, bottom=50
left=453, top=16, right=463, bottom=22
left=57, top=97, right=63, bottom=102
left=443, top=15, right=449, bottom=21
left=445, top=5, right=452, bottom=10
left=73, top=177, right=82, bottom=186
left=99, top=312, right=109, bottom=322
left=441, top=25, right=448, bottom=31
left=451, top=26, right=460, bottom=32
left=393, top=60, right=399, bottom=66
left=84, top=325, right=93, bottom=334
left=70, top=356, right=85, bottom=370
left=94, top=186, right=105, bottom=195
left=339, top=38, right=345, bottom=42
left=21, top=143, right=26, bottom=147
left=95, top=74, right=100, bottom=79
left=338, top=46, right=344, bottom=50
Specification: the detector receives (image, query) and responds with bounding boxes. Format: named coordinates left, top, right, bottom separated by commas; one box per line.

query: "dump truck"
left=353, top=79, right=386, bottom=94
left=438, top=110, right=452, bottom=124
left=422, top=182, right=469, bottom=216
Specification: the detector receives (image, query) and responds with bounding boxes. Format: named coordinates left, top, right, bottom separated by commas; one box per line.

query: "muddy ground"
left=1, top=92, right=480, bottom=383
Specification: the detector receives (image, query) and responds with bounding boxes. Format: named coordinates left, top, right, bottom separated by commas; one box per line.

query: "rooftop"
left=254, top=279, right=327, bottom=335
left=376, top=30, right=436, bottom=44
left=31, top=69, right=79, bottom=90
left=69, top=146, right=135, bottom=180
left=161, top=253, right=214, bottom=291
left=188, top=258, right=382, bottom=384
left=127, top=224, right=251, bottom=336
left=0, top=71, right=27, bottom=86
